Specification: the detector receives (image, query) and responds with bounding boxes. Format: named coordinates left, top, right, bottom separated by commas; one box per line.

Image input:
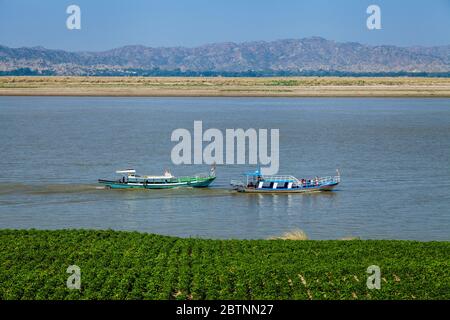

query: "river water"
left=0, top=97, right=449, bottom=240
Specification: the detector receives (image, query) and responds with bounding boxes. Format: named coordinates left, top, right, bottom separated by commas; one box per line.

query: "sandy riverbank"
left=1, top=76, right=450, bottom=97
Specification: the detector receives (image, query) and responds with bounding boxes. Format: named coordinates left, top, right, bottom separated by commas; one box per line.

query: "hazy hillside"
left=1, top=37, right=449, bottom=76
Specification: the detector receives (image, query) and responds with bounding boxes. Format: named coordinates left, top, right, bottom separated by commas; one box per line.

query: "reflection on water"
left=0, top=97, right=449, bottom=240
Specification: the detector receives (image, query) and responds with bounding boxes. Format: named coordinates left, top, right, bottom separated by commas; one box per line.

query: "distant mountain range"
left=1, top=37, right=450, bottom=76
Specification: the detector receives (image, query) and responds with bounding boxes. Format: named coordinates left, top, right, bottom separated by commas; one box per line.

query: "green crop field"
left=0, top=229, right=448, bottom=300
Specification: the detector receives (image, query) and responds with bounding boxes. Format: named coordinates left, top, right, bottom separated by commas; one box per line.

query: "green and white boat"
left=99, top=166, right=216, bottom=189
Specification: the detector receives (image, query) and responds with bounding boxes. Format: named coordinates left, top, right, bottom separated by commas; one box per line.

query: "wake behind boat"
left=231, top=168, right=340, bottom=193
left=99, top=166, right=216, bottom=189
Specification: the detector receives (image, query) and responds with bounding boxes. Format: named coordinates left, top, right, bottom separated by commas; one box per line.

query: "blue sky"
left=0, top=0, right=449, bottom=51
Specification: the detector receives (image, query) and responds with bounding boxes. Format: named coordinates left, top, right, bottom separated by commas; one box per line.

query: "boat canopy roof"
left=116, top=169, right=136, bottom=175
left=261, top=176, right=299, bottom=183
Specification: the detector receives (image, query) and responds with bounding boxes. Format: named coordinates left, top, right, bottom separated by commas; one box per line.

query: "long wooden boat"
left=231, top=168, right=340, bottom=193
left=99, top=167, right=216, bottom=189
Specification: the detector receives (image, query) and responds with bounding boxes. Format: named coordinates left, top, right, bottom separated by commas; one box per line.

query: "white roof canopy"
left=116, top=169, right=136, bottom=175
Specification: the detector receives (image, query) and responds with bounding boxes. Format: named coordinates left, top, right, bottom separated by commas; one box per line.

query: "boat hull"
left=236, top=182, right=339, bottom=193
left=99, top=176, right=216, bottom=189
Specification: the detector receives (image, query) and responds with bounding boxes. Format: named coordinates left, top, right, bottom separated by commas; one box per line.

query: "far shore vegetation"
left=1, top=76, right=450, bottom=97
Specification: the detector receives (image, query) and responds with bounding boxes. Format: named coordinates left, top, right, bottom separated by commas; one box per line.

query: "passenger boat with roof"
left=99, top=165, right=216, bottom=189
left=230, top=167, right=340, bottom=193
